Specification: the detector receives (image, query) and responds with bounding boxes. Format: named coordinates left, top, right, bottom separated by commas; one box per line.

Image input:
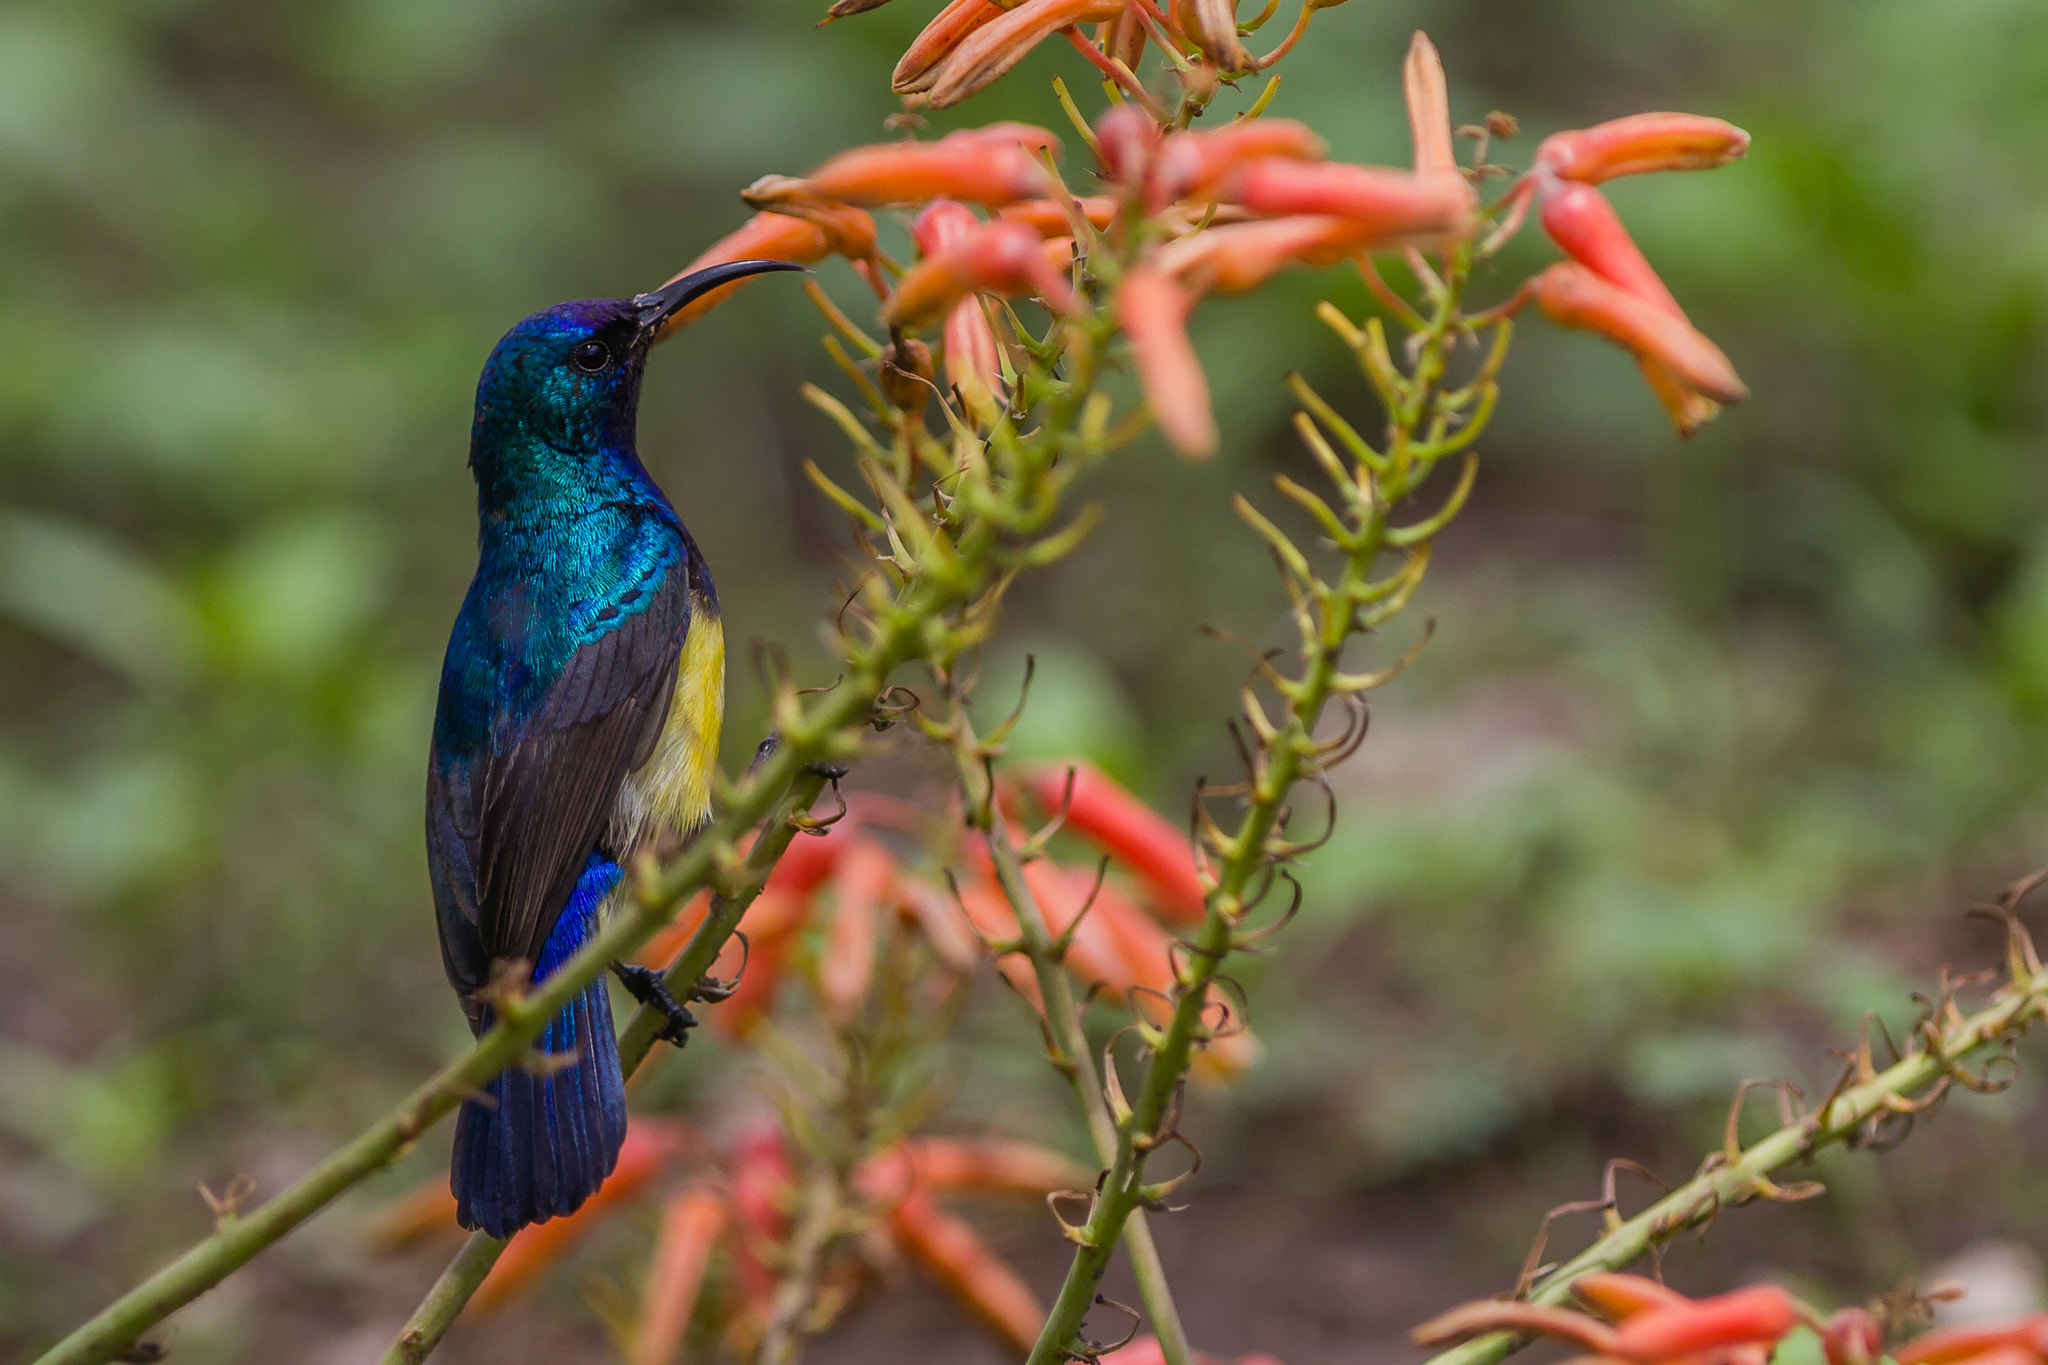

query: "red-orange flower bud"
left=1820, top=1309, right=1885, bottom=1365
left=1094, top=101, right=1163, bottom=189
left=890, top=1189, right=1046, bottom=1353
left=805, top=134, right=1054, bottom=208
left=913, top=198, right=981, bottom=254
left=1611, top=1285, right=1802, bottom=1362
left=1116, top=264, right=1216, bottom=459
left=925, top=0, right=1127, bottom=108
left=819, top=840, right=893, bottom=1023
left=1893, top=1319, right=2048, bottom=1365
left=1574, top=1272, right=1688, bottom=1322
left=997, top=195, right=1120, bottom=236
left=1531, top=261, right=1746, bottom=408
left=1159, top=215, right=1360, bottom=294
left=884, top=220, right=1081, bottom=327
left=1537, top=112, right=1750, bottom=184
left=1537, top=179, right=1679, bottom=315
left=1153, top=118, right=1327, bottom=207
left=635, top=1186, right=726, bottom=1365
left=1230, top=159, right=1475, bottom=247
left=1029, top=763, right=1205, bottom=922
left=894, top=0, right=1007, bottom=94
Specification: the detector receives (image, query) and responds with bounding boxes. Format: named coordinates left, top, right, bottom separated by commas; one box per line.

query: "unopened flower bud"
left=884, top=220, right=1081, bottom=327
left=1231, top=159, right=1475, bottom=247
left=925, top=0, right=1127, bottom=108
left=805, top=133, right=1054, bottom=207
left=1536, top=112, right=1749, bottom=183
left=1116, top=264, right=1215, bottom=458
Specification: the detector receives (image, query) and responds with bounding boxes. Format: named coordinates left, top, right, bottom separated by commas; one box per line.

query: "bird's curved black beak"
left=634, top=258, right=807, bottom=346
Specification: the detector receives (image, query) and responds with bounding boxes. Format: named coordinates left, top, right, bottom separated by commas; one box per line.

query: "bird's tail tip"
left=451, top=972, right=628, bottom=1239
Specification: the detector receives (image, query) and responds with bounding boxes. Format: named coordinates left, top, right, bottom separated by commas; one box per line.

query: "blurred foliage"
left=7, top=0, right=2048, bottom=1359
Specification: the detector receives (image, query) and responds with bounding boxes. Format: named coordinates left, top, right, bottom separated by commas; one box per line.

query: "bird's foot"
left=611, top=962, right=698, bottom=1048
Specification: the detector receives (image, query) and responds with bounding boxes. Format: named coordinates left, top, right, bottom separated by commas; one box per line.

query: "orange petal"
left=1160, top=215, right=1362, bottom=294
left=805, top=137, right=1053, bottom=208
left=1574, top=1272, right=1689, bottom=1322
left=1153, top=118, right=1327, bottom=208
left=1028, top=762, right=1205, bottom=923
left=739, top=175, right=879, bottom=260
left=1537, top=180, right=1680, bottom=315
left=903, top=1136, right=1092, bottom=1195
left=997, top=194, right=1120, bottom=236
left=895, top=0, right=1008, bottom=93
left=654, top=214, right=832, bottom=336
left=1404, top=31, right=1457, bottom=179
left=1537, top=112, right=1749, bottom=184
left=1229, top=159, right=1474, bottom=247
left=890, top=1188, right=1046, bottom=1352
left=633, top=1185, right=728, bottom=1365
left=944, top=297, right=1007, bottom=408
left=820, top=840, right=893, bottom=1023
left=1532, top=262, right=1745, bottom=407
left=1116, top=263, right=1216, bottom=458
left=913, top=198, right=982, bottom=254
left=474, top=1123, right=680, bottom=1312
left=728, top=1124, right=795, bottom=1314
left=926, top=0, right=1128, bottom=107
left=1612, top=1285, right=1802, bottom=1362
left=884, top=220, right=1081, bottom=327
left=1894, top=1320, right=2048, bottom=1365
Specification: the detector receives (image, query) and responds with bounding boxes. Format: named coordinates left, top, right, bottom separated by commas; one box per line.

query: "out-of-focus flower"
left=1095, top=102, right=1164, bottom=191
left=738, top=175, right=880, bottom=261
left=804, top=128, right=1058, bottom=207
left=1160, top=215, right=1363, bottom=293
left=1103, top=1336, right=1290, bottom=1365
left=1404, top=31, right=1458, bottom=180
left=727, top=1123, right=796, bottom=1315
left=894, top=0, right=1008, bottom=93
left=1227, top=159, right=1475, bottom=247
left=888, top=1188, right=1045, bottom=1351
left=1538, top=180, right=1680, bottom=314
left=633, top=1184, right=725, bottom=1365
left=1027, top=762, right=1205, bottom=923
left=474, top=1121, right=686, bottom=1311
left=921, top=0, right=1128, bottom=108
left=1417, top=1280, right=1808, bottom=1365
left=649, top=213, right=834, bottom=338
left=1820, top=1308, right=1886, bottom=1365
left=820, top=838, right=894, bottom=1024
left=885, top=220, right=1082, bottom=327
left=1536, top=112, right=1749, bottom=183
left=1575, top=1272, right=1689, bottom=1320
left=1893, top=1317, right=2048, bottom=1365
left=1152, top=118, right=1328, bottom=207
left=1530, top=262, right=1745, bottom=412
left=1115, top=263, right=1216, bottom=458
left=997, top=194, right=1121, bottom=236
left=915, top=201, right=1009, bottom=405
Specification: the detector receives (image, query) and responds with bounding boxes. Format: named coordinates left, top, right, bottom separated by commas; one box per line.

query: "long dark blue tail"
left=452, top=855, right=628, bottom=1239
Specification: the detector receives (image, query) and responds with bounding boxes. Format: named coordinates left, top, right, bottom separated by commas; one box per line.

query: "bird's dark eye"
left=570, top=339, right=611, bottom=373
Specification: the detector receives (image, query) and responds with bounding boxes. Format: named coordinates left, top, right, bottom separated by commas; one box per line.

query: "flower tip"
left=1537, top=112, right=1752, bottom=183
left=1116, top=266, right=1217, bottom=459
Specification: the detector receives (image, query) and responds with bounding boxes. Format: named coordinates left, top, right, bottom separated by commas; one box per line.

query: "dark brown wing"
left=473, top=568, right=689, bottom=971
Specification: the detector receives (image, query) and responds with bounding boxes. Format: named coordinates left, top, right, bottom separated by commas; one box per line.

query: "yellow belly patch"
left=631, top=604, right=724, bottom=839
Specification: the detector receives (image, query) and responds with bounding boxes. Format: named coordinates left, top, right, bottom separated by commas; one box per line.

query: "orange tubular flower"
left=820, top=839, right=893, bottom=1023
left=1116, top=263, right=1215, bottom=458
left=738, top=175, right=879, bottom=261
left=1611, top=1285, right=1802, bottom=1362
left=890, top=1188, right=1046, bottom=1353
left=804, top=131, right=1055, bottom=208
left=997, top=194, right=1120, bottom=236
left=1531, top=262, right=1746, bottom=409
left=727, top=1125, right=795, bottom=1314
left=902, top=1136, right=1091, bottom=1195
left=894, top=0, right=1008, bottom=93
left=1538, top=180, right=1680, bottom=314
left=1228, top=159, right=1475, bottom=248
left=1182, top=0, right=1252, bottom=71
left=1537, top=112, right=1750, bottom=184
left=925, top=0, right=1128, bottom=108
left=1161, top=215, right=1363, bottom=294
left=1029, top=762, right=1205, bottom=922
left=1575, top=1272, right=1690, bottom=1322
left=651, top=213, right=832, bottom=338
left=884, top=220, right=1081, bottom=327
left=1894, top=1319, right=2048, bottom=1365
left=1152, top=118, right=1328, bottom=207
left=474, top=1123, right=682, bottom=1311
left=913, top=200, right=1008, bottom=402
left=633, top=1185, right=727, bottom=1365
left=1404, top=31, right=1458, bottom=180
left=1095, top=103, right=1163, bottom=191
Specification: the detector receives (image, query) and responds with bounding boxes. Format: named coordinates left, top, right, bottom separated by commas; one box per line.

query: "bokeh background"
left=9, top=1, right=2048, bottom=1361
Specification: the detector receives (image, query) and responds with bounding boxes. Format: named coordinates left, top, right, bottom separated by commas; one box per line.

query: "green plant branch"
left=1021, top=248, right=1501, bottom=1365
left=1420, top=907, right=2048, bottom=1365
left=939, top=688, right=1194, bottom=1365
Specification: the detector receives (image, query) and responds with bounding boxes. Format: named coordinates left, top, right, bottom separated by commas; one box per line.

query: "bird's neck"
left=470, top=432, right=674, bottom=537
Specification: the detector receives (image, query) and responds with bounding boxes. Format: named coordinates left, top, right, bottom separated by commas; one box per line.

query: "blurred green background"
left=9, top=1, right=2048, bottom=1361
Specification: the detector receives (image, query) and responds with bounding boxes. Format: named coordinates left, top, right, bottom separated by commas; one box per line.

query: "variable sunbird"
left=428, top=259, right=800, bottom=1237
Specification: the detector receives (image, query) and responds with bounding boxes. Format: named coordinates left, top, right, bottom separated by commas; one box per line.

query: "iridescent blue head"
left=468, top=259, right=803, bottom=514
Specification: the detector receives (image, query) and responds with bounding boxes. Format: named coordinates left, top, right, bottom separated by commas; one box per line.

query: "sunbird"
left=428, top=259, right=800, bottom=1238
